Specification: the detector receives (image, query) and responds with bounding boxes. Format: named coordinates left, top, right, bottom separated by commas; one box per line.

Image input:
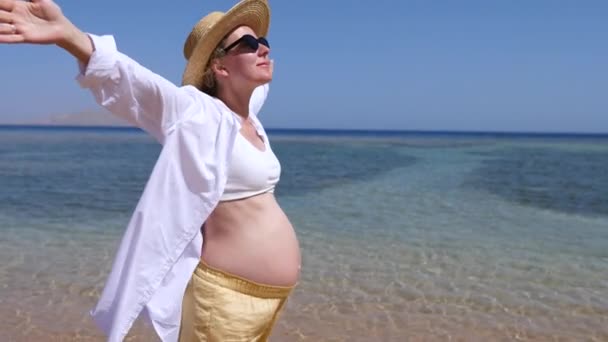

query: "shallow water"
left=1, top=128, right=607, bottom=341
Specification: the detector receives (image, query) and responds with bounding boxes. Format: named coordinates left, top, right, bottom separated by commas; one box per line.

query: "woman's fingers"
left=0, top=10, right=14, bottom=24
left=0, top=0, right=15, bottom=12
left=0, top=22, right=16, bottom=34
left=0, top=35, right=23, bottom=44
left=0, top=0, right=67, bottom=45
left=0, top=8, right=20, bottom=44
left=0, top=22, right=22, bottom=43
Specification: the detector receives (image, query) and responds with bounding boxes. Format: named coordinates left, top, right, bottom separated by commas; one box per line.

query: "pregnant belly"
left=201, top=192, right=301, bottom=287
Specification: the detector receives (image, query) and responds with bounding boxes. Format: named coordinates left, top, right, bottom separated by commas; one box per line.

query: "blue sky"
left=0, top=0, right=606, bottom=132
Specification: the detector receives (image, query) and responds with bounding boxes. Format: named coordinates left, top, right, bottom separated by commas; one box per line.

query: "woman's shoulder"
left=175, top=86, right=240, bottom=128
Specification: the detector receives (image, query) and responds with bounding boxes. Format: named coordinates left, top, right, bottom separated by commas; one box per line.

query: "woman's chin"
left=253, top=75, right=272, bottom=86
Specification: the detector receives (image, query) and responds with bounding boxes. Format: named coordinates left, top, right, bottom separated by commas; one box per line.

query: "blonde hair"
left=200, top=40, right=227, bottom=96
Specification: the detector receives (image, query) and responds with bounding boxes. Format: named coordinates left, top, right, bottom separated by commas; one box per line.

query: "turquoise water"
left=1, top=127, right=607, bottom=341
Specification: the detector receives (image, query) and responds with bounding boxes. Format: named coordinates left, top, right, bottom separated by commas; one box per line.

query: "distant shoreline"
left=0, top=124, right=607, bottom=138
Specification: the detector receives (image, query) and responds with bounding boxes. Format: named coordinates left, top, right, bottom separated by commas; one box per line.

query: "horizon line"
left=1, top=124, right=607, bottom=137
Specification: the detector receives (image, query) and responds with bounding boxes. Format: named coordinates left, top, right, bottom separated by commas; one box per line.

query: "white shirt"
left=76, top=33, right=271, bottom=342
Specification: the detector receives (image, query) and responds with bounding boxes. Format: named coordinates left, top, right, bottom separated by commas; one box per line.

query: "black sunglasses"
left=223, top=34, right=270, bottom=53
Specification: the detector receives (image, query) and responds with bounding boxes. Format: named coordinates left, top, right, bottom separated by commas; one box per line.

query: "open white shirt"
left=76, top=33, right=271, bottom=342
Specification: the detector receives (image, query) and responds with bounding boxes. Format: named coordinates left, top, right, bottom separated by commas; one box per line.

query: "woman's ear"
left=211, top=60, right=229, bottom=78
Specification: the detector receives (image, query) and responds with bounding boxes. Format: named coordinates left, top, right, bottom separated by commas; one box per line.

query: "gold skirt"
left=178, top=260, right=294, bottom=342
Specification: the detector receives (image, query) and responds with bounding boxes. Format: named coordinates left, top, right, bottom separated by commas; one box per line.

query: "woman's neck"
left=216, top=83, right=255, bottom=119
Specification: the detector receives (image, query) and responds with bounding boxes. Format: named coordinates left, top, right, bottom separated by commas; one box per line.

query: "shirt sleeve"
left=76, top=34, right=198, bottom=143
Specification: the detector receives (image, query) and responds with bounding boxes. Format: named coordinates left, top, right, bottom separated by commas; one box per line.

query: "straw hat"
left=181, top=0, right=270, bottom=89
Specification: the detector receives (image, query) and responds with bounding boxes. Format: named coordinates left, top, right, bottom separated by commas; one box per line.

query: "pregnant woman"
left=0, top=0, right=301, bottom=341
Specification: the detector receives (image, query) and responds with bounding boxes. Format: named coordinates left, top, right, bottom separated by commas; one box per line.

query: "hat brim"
left=181, top=0, right=270, bottom=89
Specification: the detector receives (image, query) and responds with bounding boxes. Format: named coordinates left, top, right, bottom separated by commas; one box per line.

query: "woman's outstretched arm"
left=0, top=0, right=203, bottom=143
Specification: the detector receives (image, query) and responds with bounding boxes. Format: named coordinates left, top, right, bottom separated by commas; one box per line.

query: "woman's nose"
left=258, top=43, right=270, bottom=56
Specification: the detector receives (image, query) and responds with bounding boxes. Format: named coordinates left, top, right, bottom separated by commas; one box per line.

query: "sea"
left=0, top=126, right=607, bottom=341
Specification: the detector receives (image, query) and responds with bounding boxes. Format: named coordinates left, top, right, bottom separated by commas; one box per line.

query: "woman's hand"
left=0, top=0, right=69, bottom=44
left=0, top=0, right=93, bottom=63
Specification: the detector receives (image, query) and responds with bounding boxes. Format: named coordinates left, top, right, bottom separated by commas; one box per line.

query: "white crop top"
left=220, top=131, right=281, bottom=201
